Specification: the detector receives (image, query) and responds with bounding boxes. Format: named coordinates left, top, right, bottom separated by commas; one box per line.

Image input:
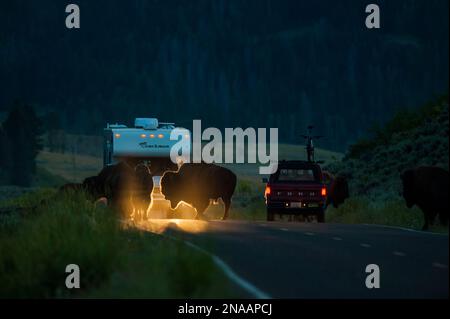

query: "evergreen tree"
left=0, top=127, right=13, bottom=184
left=2, top=101, right=43, bottom=186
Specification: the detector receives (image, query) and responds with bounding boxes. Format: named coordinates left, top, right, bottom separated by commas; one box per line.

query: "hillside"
left=326, top=96, right=449, bottom=201
left=321, top=96, right=449, bottom=232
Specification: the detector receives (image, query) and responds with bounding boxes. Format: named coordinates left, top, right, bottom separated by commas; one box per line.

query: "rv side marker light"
left=149, top=134, right=155, bottom=138
left=115, top=133, right=121, bottom=138
left=158, top=134, right=164, bottom=138
left=140, top=134, right=146, bottom=138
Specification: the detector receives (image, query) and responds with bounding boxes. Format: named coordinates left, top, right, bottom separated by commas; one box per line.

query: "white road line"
left=132, top=220, right=272, bottom=299
left=393, top=251, right=406, bottom=257
left=183, top=240, right=271, bottom=299
left=363, top=223, right=448, bottom=236
left=332, top=237, right=343, bottom=241
left=360, top=243, right=371, bottom=248
left=279, top=228, right=289, bottom=232
left=432, top=262, right=448, bottom=270
left=304, top=232, right=315, bottom=236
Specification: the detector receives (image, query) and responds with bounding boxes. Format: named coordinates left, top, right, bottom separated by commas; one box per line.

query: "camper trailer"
left=103, top=118, right=191, bottom=205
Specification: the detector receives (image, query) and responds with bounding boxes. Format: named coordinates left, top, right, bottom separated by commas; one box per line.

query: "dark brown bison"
left=95, top=162, right=133, bottom=214
left=401, top=166, right=449, bottom=230
left=99, top=162, right=153, bottom=219
left=161, top=163, right=237, bottom=220
left=80, top=162, right=153, bottom=219
left=81, top=176, right=104, bottom=199
left=325, top=175, right=349, bottom=208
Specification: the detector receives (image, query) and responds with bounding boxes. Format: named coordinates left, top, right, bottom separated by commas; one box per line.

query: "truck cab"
left=263, top=160, right=327, bottom=222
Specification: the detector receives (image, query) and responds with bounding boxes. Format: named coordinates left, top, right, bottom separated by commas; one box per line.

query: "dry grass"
left=36, top=150, right=103, bottom=183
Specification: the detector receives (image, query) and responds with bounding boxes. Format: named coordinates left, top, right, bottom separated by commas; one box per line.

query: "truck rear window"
left=272, top=166, right=321, bottom=183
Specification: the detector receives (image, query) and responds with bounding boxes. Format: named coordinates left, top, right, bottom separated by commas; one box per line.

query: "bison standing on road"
left=97, top=162, right=154, bottom=219
left=325, top=175, right=349, bottom=209
left=81, top=162, right=153, bottom=218
left=401, top=166, right=449, bottom=230
left=161, top=163, right=237, bottom=220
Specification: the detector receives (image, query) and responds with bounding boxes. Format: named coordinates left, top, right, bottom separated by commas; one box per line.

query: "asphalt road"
left=139, top=219, right=449, bottom=299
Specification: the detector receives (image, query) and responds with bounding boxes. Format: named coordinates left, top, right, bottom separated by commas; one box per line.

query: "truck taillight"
left=264, top=186, right=271, bottom=197
left=321, top=187, right=327, bottom=196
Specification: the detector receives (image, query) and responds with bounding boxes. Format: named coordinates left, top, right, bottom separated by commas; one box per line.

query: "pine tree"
left=2, top=101, right=43, bottom=186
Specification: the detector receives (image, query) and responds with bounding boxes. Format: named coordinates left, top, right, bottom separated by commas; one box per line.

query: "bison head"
left=400, top=169, right=415, bottom=208
left=160, top=171, right=182, bottom=209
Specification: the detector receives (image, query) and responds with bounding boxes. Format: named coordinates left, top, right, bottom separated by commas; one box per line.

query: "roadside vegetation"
left=325, top=95, right=449, bottom=232
left=0, top=191, right=236, bottom=298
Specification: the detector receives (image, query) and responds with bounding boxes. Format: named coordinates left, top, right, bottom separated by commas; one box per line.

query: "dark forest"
left=0, top=0, right=448, bottom=150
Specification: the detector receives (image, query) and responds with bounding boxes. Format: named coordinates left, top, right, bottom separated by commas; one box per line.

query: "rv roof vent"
left=135, top=118, right=158, bottom=130
left=108, top=123, right=127, bottom=129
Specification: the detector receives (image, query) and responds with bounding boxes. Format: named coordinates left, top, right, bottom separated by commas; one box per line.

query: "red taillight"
left=321, top=187, right=327, bottom=197
left=264, top=186, right=271, bottom=197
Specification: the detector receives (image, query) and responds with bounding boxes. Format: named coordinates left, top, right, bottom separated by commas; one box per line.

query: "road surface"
left=138, top=219, right=449, bottom=299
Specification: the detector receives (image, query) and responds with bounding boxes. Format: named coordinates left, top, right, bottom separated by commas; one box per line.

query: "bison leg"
left=222, top=198, right=231, bottom=220
left=194, top=200, right=209, bottom=220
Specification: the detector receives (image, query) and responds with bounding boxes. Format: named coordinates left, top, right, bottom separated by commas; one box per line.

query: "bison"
left=81, top=176, right=104, bottom=199
left=161, top=163, right=237, bottom=220
left=325, top=174, right=349, bottom=209
left=401, top=166, right=449, bottom=230
left=79, top=162, right=153, bottom=219
left=97, top=162, right=154, bottom=219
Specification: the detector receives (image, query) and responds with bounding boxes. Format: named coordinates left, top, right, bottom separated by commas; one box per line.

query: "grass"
left=0, top=187, right=55, bottom=209
left=0, top=191, right=236, bottom=298
left=85, top=231, right=237, bottom=298
left=36, top=150, right=102, bottom=183
left=32, top=167, right=69, bottom=187
left=326, top=196, right=448, bottom=233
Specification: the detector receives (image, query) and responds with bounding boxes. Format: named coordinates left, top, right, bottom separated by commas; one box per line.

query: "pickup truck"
left=263, top=160, right=327, bottom=222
